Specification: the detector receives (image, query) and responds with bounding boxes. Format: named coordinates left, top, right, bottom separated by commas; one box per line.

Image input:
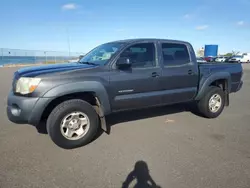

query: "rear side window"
left=161, top=43, right=190, bottom=66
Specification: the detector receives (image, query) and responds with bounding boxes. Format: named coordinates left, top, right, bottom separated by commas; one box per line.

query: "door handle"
left=188, top=70, right=194, bottom=75
left=152, top=72, right=159, bottom=77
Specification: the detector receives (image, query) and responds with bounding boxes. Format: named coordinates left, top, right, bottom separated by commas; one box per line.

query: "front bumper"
left=7, top=91, right=39, bottom=124
left=7, top=91, right=53, bottom=125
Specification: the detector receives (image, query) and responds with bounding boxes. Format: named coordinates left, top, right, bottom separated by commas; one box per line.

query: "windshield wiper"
left=78, top=61, right=97, bottom=65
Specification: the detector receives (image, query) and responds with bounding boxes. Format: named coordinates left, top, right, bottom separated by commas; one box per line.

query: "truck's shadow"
left=106, top=103, right=189, bottom=129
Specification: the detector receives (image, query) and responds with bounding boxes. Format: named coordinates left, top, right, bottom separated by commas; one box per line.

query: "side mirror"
left=116, top=57, right=132, bottom=69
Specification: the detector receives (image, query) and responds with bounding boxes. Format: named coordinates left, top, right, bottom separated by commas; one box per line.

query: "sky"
left=0, top=0, right=250, bottom=54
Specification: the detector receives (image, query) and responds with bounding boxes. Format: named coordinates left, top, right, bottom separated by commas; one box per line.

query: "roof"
left=108, top=38, right=190, bottom=44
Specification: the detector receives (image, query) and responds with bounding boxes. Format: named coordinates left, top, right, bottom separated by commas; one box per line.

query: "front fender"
left=42, top=81, right=111, bottom=115
left=195, top=72, right=231, bottom=100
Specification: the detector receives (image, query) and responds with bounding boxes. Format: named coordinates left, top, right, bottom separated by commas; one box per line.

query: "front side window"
left=79, top=42, right=125, bottom=65
left=119, top=43, right=156, bottom=68
left=161, top=43, right=190, bottom=66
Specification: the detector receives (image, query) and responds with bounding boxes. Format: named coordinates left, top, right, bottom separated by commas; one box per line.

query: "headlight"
left=15, top=77, right=41, bottom=94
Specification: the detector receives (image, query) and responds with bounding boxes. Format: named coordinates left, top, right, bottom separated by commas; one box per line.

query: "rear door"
left=109, top=42, right=162, bottom=111
left=158, top=42, right=199, bottom=104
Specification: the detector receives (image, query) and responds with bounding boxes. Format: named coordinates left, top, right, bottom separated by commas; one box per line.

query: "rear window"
left=161, top=43, right=190, bottom=66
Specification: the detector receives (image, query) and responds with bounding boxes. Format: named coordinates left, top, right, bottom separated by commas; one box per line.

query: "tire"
left=197, top=86, right=225, bottom=118
left=46, top=99, right=100, bottom=149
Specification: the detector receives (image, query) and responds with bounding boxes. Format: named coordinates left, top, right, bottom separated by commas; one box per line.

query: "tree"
left=224, top=53, right=233, bottom=57
left=224, top=51, right=240, bottom=57
left=232, top=51, right=240, bottom=56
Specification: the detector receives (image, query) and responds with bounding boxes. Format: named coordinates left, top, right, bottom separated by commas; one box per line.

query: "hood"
left=16, top=62, right=98, bottom=77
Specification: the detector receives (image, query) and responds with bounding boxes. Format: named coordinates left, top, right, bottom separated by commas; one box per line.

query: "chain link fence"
left=0, top=48, right=84, bottom=66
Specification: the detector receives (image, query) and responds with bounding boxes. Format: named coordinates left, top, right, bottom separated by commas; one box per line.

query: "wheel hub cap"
left=69, top=119, right=80, bottom=130
left=209, top=94, right=222, bottom=113
left=60, top=112, right=90, bottom=140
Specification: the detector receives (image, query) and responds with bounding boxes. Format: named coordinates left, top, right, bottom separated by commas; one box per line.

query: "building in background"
left=204, top=45, right=218, bottom=57
left=196, top=47, right=205, bottom=57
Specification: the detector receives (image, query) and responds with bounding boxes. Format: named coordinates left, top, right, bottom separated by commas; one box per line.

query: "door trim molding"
left=115, top=87, right=197, bottom=101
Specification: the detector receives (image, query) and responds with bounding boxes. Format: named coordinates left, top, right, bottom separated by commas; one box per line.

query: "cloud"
left=115, top=28, right=126, bottom=32
left=183, top=14, right=191, bottom=19
left=195, top=25, right=209, bottom=30
left=237, top=21, right=245, bottom=26
left=62, top=3, right=78, bottom=10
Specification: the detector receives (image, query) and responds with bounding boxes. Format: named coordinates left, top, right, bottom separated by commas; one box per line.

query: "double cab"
left=7, top=39, right=243, bottom=149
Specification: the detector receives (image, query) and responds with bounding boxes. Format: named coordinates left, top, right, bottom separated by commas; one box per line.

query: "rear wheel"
left=46, top=99, right=99, bottom=149
left=196, top=86, right=225, bottom=118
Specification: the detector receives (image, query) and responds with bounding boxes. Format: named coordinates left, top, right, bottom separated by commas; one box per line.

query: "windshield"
left=78, top=42, right=125, bottom=65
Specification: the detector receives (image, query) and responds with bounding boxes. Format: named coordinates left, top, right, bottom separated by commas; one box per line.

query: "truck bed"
left=199, top=62, right=243, bottom=93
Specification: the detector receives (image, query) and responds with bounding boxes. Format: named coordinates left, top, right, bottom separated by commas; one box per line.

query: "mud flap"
left=94, top=97, right=108, bottom=133
left=225, top=93, right=229, bottom=106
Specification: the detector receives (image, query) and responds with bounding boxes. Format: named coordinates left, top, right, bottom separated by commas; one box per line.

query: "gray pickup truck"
left=7, top=39, right=243, bottom=149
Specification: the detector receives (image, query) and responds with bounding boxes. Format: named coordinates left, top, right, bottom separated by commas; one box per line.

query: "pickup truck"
left=7, top=39, right=243, bottom=149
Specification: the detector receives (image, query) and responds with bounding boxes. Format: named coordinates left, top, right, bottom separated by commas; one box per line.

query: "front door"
left=109, top=42, right=162, bottom=111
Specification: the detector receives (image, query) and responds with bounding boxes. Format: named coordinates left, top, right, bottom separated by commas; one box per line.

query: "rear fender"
left=195, top=72, right=231, bottom=100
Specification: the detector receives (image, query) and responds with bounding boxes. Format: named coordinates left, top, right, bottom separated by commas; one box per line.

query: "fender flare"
left=195, top=72, right=231, bottom=100
left=42, top=81, right=111, bottom=115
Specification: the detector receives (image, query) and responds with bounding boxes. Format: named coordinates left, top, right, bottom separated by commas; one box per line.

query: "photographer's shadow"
left=122, top=161, right=161, bottom=188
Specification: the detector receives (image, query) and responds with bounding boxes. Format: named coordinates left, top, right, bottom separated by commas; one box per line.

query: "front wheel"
left=197, top=86, right=225, bottom=118
left=46, top=99, right=100, bottom=149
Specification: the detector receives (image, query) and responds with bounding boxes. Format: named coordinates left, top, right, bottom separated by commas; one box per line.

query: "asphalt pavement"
left=0, top=65, right=250, bottom=188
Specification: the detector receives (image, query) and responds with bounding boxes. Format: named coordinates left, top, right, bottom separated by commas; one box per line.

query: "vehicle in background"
left=7, top=38, right=243, bottom=149
left=241, top=53, right=250, bottom=63
left=196, top=57, right=207, bottom=63
left=224, top=56, right=233, bottom=62
left=229, top=53, right=250, bottom=63
left=229, top=55, right=243, bottom=63
left=215, top=56, right=227, bottom=62
left=204, top=56, right=212, bottom=62
left=204, top=56, right=216, bottom=62
left=78, top=55, right=85, bottom=60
